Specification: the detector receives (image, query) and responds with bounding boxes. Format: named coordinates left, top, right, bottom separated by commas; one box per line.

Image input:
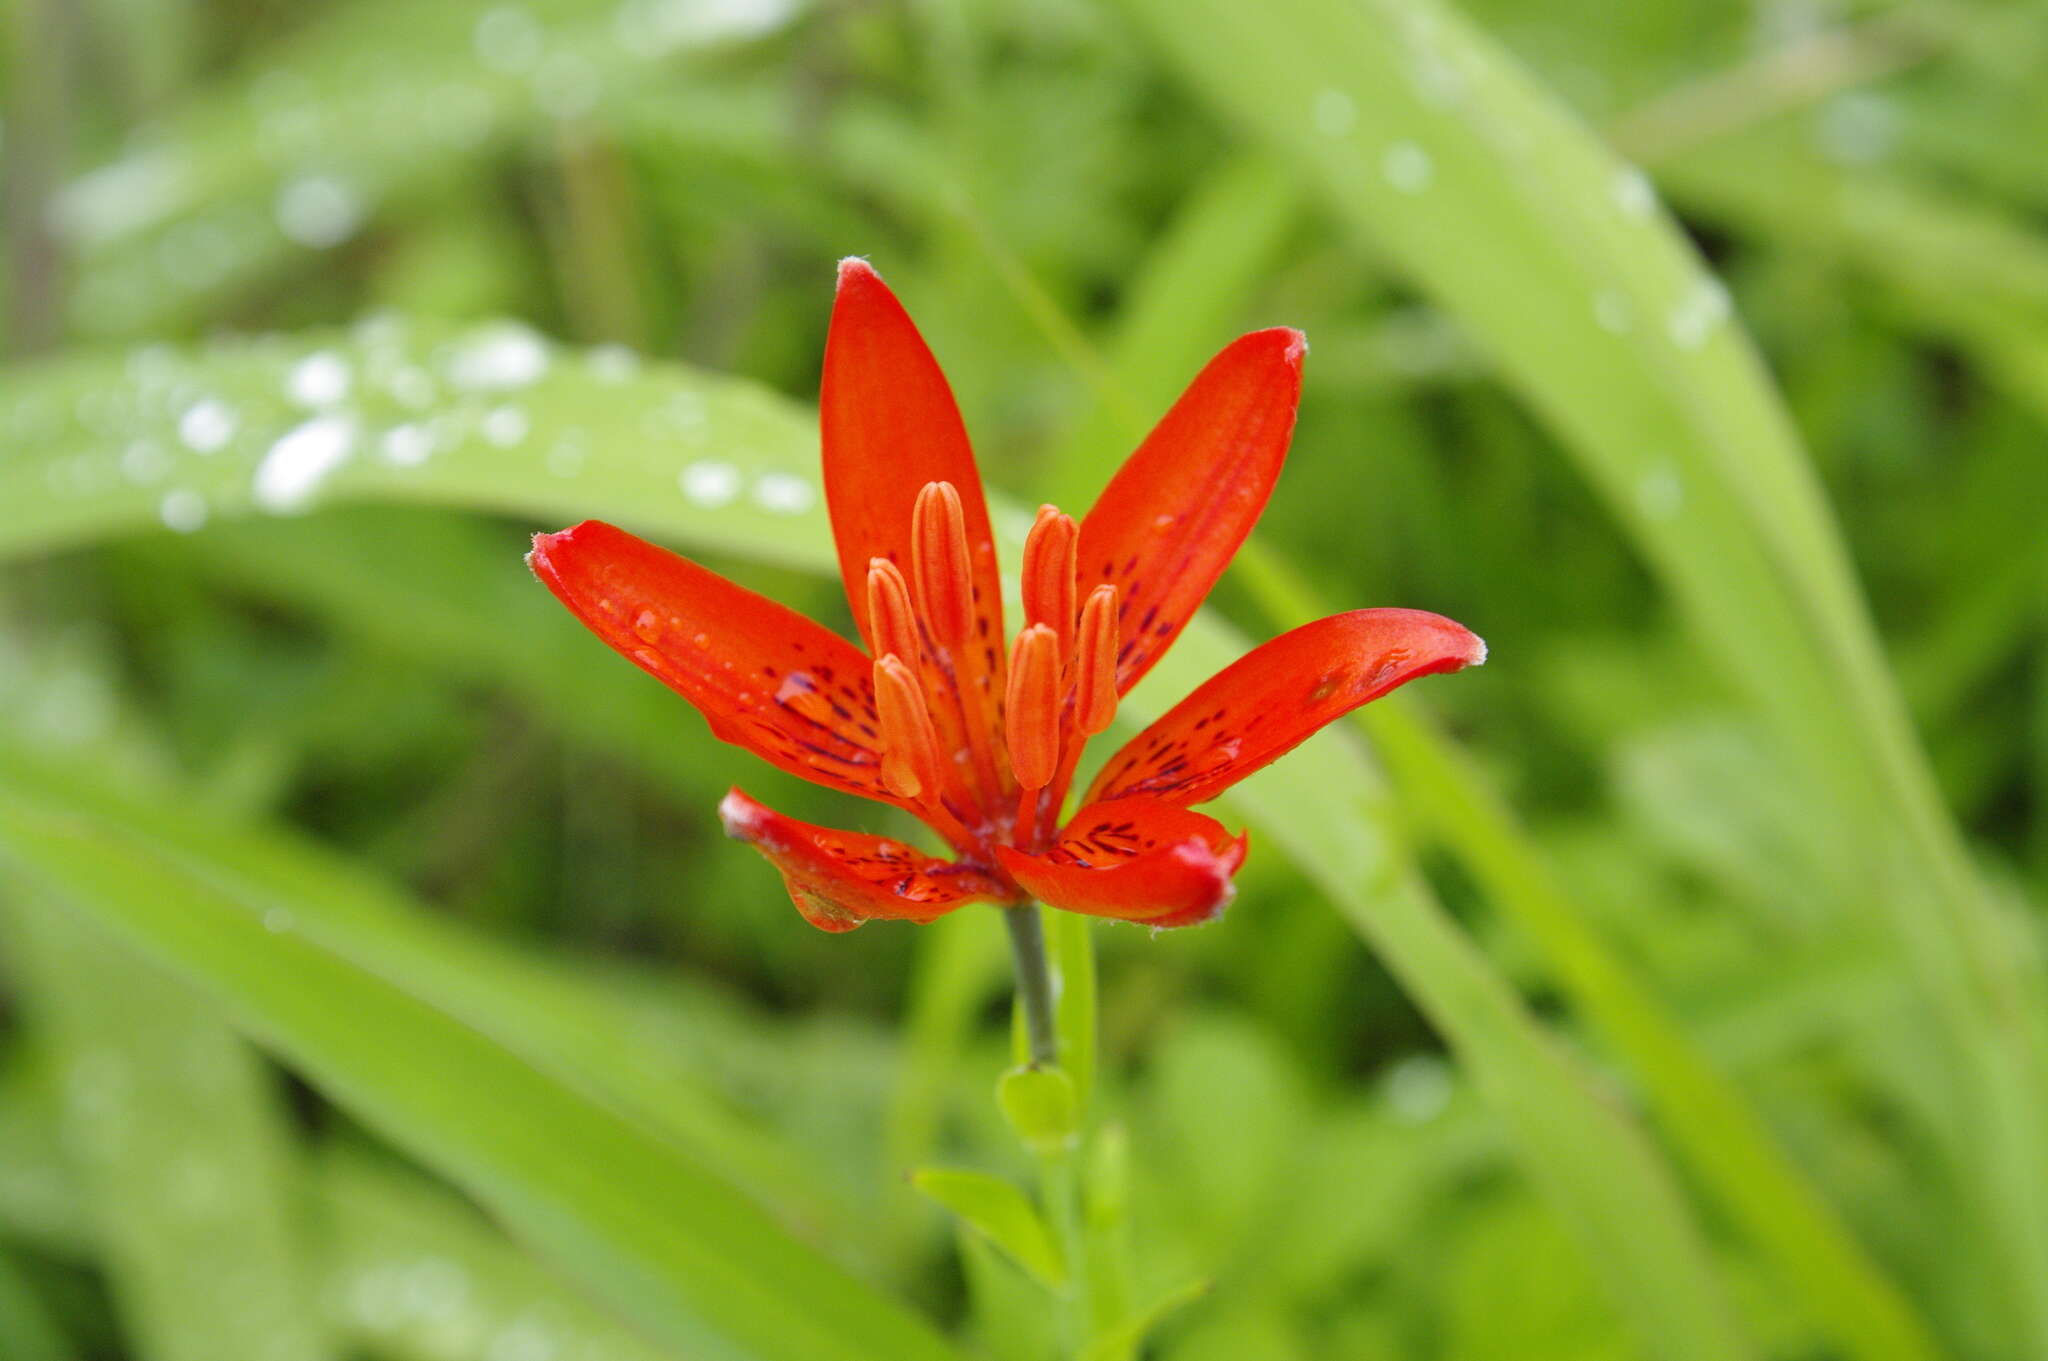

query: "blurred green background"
left=4, top=0, right=2047, bottom=1358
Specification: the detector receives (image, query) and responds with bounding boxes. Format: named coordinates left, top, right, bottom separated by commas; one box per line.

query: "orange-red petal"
left=1078, top=328, right=1304, bottom=695
left=995, top=798, right=1248, bottom=929
left=822, top=259, right=1005, bottom=658
left=1088, top=609, right=1485, bottom=808
left=720, top=788, right=1012, bottom=932
left=529, top=520, right=901, bottom=806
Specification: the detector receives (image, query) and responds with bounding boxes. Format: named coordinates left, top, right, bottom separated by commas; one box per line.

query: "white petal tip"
left=718, top=790, right=763, bottom=838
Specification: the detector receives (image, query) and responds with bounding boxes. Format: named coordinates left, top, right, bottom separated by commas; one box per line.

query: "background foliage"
left=3, top=0, right=2045, bottom=1358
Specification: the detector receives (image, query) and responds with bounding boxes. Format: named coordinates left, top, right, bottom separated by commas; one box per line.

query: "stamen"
left=911, top=480, right=974, bottom=647
left=866, top=557, right=920, bottom=665
left=1020, top=505, right=1078, bottom=659
left=1076, top=584, right=1119, bottom=736
left=874, top=654, right=942, bottom=799
left=1005, top=624, right=1061, bottom=791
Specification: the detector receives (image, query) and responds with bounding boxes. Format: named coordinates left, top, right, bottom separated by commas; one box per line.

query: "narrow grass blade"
left=1038, top=152, right=1303, bottom=507
left=1107, top=0, right=2048, bottom=1341
left=315, top=1148, right=681, bottom=1361
left=0, top=747, right=964, bottom=1361
left=0, top=897, right=333, bottom=1361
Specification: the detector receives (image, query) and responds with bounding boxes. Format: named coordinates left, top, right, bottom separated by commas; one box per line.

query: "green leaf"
left=1234, top=552, right=1945, bottom=1361
left=0, top=896, right=333, bottom=1361
left=1135, top=619, right=1755, bottom=1360
left=315, top=1147, right=680, bottom=1361
left=54, top=0, right=802, bottom=339
left=996, top=1066, right=1081, bottom=1156
left=0, top=643, right=863, bottom=1255
left=1079, top=1278, right=1210, bottom=1361
left=0, top=744, right=963, bottom=1361
left=910, top=1168, right=1066, bottom=1290
left=3, top=318, right=835, bottom=573
left=1037, top=152, right=1303, bottom=507
left=1107, top=0, right=2048, bottom=1346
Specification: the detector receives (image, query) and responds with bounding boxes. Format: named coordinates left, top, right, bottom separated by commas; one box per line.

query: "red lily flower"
left=529, top=260, right=1484, bottom=932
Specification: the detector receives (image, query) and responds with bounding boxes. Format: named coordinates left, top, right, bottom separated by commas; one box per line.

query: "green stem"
left=1003, top=903, right=1059, bottom=1067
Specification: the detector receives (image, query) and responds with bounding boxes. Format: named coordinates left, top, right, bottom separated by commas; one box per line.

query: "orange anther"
left=866, top=557, right=920, bottom=665
left=1020, top=504, right=1078, bottom=659
left=911, top=480, right=974, bottom=648
left=1076, top=584, right=1119, bottom=736
left=1004, top=624, right=1061, bottom=790
left=874, top=654, right=942, bottom=799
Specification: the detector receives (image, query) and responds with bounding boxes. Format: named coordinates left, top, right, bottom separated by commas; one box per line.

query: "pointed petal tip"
left=836, top=256, right=877, bottom=289
left=1157, top=843, right=1237, bottom=929
left=717, top=787, right=762, bottom=839
left=1466, top=632, right=1488, bottom=667
left=529, top=519, right=603, bottom=552
left=1239, top=326, right=1308, bottom=365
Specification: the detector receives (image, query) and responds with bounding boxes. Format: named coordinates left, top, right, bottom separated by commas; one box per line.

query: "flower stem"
left=1003, top=902, right=1059, bottom=1066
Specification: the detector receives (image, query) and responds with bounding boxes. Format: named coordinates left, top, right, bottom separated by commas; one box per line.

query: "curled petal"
left=1089, top=609, right=1485, bottom=808
left=995, top=798, right=1248, bottom=930
left=822, top=259, right=1005, bottom=656
left=530, top=520, right=900, bottom=806
left=720, top=788, right=1011, bottom=932
left=1079, top=328, right=1303, bottom=695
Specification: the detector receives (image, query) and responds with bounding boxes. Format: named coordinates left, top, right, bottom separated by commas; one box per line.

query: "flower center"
left=866, top=480, right=1122, bottom=864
